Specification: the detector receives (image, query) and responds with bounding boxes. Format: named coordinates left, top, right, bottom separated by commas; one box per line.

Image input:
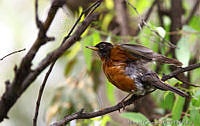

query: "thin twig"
left=32, top=1, right=102, bottom=126
left=162, top=63, right=200, bottom=81
left=184, top=0, right=200, bottom=25
left=35, top=0, right=43, bottom=29
left=125, top=0, right=176, bottom=48
left=62, top=0, right=102, bottom=42
left=176, top=77, right=200, bottom=87
left=134, top=0, right=157, bottom=35
left=0, top=48, right=26, bottom=61
left=33, top=62, right=55, bottom=126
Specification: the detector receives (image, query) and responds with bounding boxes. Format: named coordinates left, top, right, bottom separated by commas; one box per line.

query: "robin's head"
left=86, top=42, right=113, bottom=59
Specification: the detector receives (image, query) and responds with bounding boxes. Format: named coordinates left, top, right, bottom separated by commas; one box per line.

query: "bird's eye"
left=99, top=44, right=105, bottom=49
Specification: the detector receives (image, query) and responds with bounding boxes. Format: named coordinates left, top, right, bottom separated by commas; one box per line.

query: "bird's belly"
left=104, top=65, right=136, bottom=92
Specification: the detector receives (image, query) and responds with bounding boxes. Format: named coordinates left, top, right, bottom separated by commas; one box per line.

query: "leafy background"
left=0, top=0, right=200, bottom=126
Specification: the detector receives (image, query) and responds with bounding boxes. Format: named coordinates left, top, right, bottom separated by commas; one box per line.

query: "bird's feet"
left=117, top=92, right=133, bottom=112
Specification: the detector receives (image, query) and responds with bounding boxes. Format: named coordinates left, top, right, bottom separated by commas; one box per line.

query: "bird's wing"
left=120, top=44, right=182, bottom=66
left=120, top=44, right=154, bottom=61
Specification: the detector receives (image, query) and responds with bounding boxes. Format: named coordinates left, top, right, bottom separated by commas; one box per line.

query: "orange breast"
left=102, top=46, right=136, bottom=92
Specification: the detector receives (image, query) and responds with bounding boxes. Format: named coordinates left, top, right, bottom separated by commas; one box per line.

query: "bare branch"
left=162, top=63, right=200, bottom=81
left=114, top=0, right=129, bottom=36
left=32, top=1, right=102, bottom=125
left=0, top=0, right=65, bottom=122
left=33, top=62, right=55, bottom=126
left=50, top=93, right=151, bottom=126
left=176, top=77, right=200, bottom=87
left=134, top=0, right=157, bottom=36
left=125, top=0, right=176, bottom=48
left=0, top=48, right=26, bottom=61
left=184, top=0, right=200, bottom=25
left=35, top=0, right=43, bottom=29
left=0, top=11, right=99, bottom=124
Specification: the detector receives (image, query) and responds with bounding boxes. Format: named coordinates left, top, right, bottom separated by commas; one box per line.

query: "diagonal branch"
left=50, top=93, right=149, bottom=126
left=33, top=1, right=102, bottom=126
left=184, top=0, right=200, bottom=25
left=0, top=0, right=65, bottom=122
left=0, top=12, right=99, bottom=123
left=161, top=63, right=200, bottom=81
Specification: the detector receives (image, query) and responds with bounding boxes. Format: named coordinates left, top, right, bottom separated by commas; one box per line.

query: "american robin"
left=86, top=42, right=188, bottom=98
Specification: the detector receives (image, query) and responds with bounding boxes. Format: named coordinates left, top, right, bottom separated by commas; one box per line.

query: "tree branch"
left=134, top=0, right=157, bottom=36
left=50, top=93, right=150, bottom=126
left=33, top=1, right=102, bottom=126
left=114, top=0, right=129, bottom=36
left=184, top=0, right=200, bottom=25
left=0, top=0, right=65, bottom=122
left=0, top=48, right=26, bottom=61
left=161, top=63, right=200, bottom=81
left=0, top=0, right=100, bottom=122
left=125, top=0, right=176, bottom=48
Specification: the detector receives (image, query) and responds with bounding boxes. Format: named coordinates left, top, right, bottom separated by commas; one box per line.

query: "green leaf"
left=133, top=0, right=153, bottom=14
left=191, top=91, right=200, bottom=107
left=155, top=27, right=166, bottom=38
left=120, top=112, right=151, bottom=125
left=163, top=91, right=174, bottom=110
left=82, top=32, right=101, bottom=71
left=102, top=13, right=114, bottom=31
left=189, top=16, right=200, bottom=32
left=82, top=35, right=93, bottom=71
left=182, top=115, right=193, bottom=126
left=106, top=79, right=116, bottom=105
left=101, top=115, right=111, bottom=126
left=182, top=25, right=197, bottom=32
left=93, top=32, right=101, bottom=45
left=175, top=37, right=190, bottom=67
left=190, top=107, right=200, bottom=126
left=171, top=96, right=185, bottom=120
left=105, top=0, right=114, bottom=10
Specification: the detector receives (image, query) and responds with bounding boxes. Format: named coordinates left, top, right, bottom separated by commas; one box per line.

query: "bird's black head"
left=86, top=42, right=113, bottom=59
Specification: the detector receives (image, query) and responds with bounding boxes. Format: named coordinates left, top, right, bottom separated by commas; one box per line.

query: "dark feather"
left=120, top=44, right=182, bottom=66
left=142, top=72, right=189, bottom=97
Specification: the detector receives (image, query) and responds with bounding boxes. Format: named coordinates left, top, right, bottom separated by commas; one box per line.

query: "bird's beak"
left=86, top=46, right=99, bottom=51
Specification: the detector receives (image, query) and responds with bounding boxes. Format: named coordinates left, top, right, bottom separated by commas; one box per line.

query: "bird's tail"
left=156, top=81, right=189, bottom=97
left=142, top=72, right=188, bottom=97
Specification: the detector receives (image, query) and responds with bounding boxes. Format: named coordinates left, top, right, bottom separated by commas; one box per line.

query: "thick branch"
left=50, top=94, right=147, bottom=126
left=0, top=0, right=65, bottom=122
left=0, top=4, right=99, bottom=123
left=32, top=1, right=102, bottom=125
left=114, top=0, right=129, bottom=36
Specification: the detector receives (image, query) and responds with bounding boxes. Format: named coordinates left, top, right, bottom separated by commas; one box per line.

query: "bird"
left=86, top=42, right=189, bottom=99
